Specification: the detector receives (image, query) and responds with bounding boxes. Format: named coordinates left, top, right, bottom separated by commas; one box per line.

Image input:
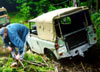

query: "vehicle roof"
left=29, top=6, right=88, bottom=23
left=29, top=6, right=89, bottom=42
left=0, top=8, right=6, bottom=12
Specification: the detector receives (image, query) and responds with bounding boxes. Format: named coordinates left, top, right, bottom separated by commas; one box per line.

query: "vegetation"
left=0, top=52, right=54, bottom=72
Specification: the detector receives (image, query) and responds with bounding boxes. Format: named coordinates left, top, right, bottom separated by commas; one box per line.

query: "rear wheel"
left=45, top=49, right=57, bottom=60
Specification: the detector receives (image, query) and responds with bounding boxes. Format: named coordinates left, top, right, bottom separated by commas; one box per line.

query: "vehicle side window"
left=29, top=22, right=38, bottom=35
left=0, top=11, right=6, bottom=16
left=55, top=11, right=87, bottom=36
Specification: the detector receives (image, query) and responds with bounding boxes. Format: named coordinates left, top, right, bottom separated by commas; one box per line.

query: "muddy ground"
left=53, top=44, right=100, bottom=72
left=0, top=44, right=100, bottom=72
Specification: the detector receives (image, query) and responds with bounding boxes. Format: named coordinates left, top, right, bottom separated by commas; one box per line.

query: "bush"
left=91, top=10, right=100, bottom=41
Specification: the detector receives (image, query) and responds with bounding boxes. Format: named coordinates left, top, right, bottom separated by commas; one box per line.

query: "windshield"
left=55, top=10, right=92, bottom=37
left=0, top=11, right=7, bottom=16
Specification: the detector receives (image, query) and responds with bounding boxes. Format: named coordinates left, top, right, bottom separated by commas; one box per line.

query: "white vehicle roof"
left=29, top=6, right=88, bottom=23
left=0, top=8, right=6, bottom=12
left=29, top=6, right=88, bottom=42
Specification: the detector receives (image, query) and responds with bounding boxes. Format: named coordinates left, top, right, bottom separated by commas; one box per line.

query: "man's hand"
left=7, top=46, right=13, bottom=52
left=16, top=54, right=21, bottom=60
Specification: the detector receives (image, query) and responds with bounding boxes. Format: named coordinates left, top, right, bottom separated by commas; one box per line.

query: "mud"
left=53, top=44, right=100, bottom=72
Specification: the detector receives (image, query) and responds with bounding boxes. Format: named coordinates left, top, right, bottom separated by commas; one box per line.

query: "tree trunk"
left=73, top=0, right=77, bottom=7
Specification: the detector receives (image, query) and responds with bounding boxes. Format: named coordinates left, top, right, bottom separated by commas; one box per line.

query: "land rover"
left=27, top=6, right=97, bottom=60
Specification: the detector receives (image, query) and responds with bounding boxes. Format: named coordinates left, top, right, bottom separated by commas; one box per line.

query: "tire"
left=45, top=49, right=57, bottom=60
left=25, top=42, right=31, bottom=51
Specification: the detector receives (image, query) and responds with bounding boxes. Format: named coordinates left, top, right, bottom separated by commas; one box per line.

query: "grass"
left=8, top=12, right=25, bottom=24
left=0, top=52, right=55, bottom=72
left=0, top=37, right=4, bottom=46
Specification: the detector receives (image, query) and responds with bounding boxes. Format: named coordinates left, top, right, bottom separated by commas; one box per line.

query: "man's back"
left=6, top=23, right=29, bottom=48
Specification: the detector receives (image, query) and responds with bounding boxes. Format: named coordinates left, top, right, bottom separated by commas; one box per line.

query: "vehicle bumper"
left=58, top=43, right=93, bottom=59
left=69, top=43, right=93, bottom=57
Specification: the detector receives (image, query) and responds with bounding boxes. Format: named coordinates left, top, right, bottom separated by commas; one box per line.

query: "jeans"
left=11, top=33, right=29, bottom=60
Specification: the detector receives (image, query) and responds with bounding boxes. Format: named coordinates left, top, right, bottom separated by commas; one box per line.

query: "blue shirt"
left=3, top=23, right=29, bottom=54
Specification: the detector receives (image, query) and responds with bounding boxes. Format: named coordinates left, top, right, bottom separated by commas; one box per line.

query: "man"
left=0, top=23, right=29, bottom=66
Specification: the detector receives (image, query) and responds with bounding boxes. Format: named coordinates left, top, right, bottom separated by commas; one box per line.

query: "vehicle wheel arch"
left=44, top=48, right=57, bottom=60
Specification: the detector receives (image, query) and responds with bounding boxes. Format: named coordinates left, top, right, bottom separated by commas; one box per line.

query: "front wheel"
left=25, top=42, right=30, bottom=51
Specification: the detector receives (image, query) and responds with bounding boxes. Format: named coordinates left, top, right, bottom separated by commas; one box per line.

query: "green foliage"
left=91, top=12, right=100, bottom=25
left=0, top=52, right=54, bottom=72
left=0, top=67, right=3, bottom=72
left=20, top=3, right=31, bottom=20
left=16, top=0, right=73, bottom=20
left=8, top=12, right=27, bottom=24
left=2, top=68, right=13, bottom=72
left=24, top=53, right=54, bottom=72
left=0, top=57, right=17, bottom=72
left=80, top=2, right=87, bottom=6
left=24, top=52, right=34, bottom=61
left=48, top=5, right=57, bottom=11
left=91, top=10, right=100, bottom=43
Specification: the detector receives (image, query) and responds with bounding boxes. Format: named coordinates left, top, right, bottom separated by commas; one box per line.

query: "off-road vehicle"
left=0, top=7, right=10, bottom=27
left=27, top=6, right=97, bottom=60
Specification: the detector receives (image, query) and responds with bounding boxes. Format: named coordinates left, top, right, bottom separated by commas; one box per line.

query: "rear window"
left=0, top=11, right=7, bottom=16
left=55, top=10, right=92, bottom=37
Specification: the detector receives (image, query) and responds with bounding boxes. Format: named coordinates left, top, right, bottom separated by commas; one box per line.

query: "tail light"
left=59, top=53, right=63, bottom=56
left=94, top=37, right=97, bottom=40
left=8, top=16, right=10, bottom=19
left=55, top=43, right=59, bottom=50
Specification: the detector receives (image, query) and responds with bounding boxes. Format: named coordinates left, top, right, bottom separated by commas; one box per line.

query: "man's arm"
left=4, top=39, right=10, bottom=48
left=10, top=33, right=25, bottom=60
